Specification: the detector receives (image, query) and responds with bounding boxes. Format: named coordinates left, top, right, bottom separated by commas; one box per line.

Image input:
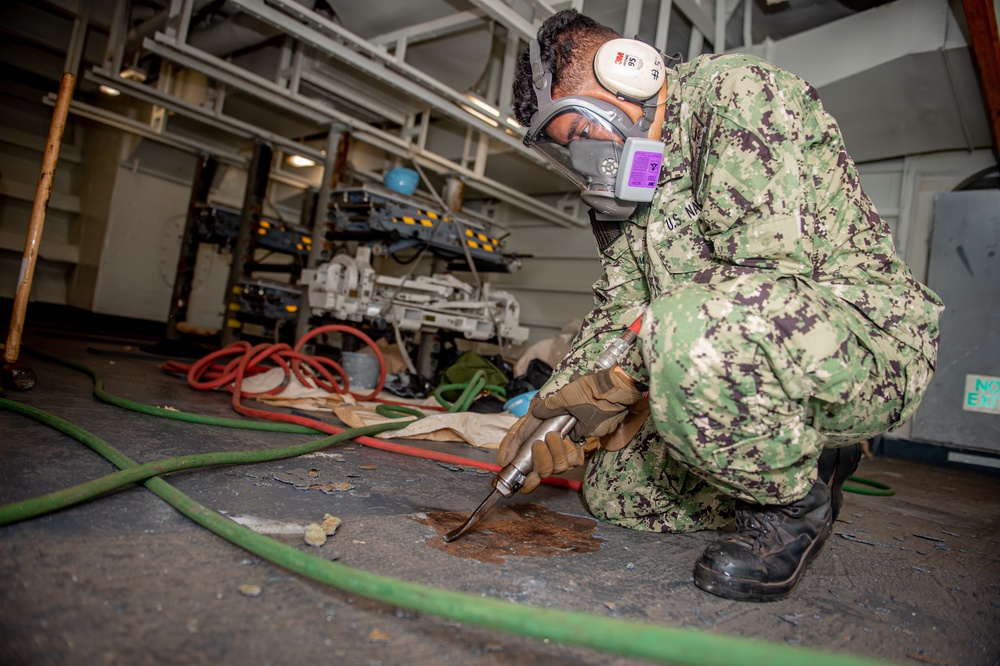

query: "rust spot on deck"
left=410, top=503, right=605, bottom=563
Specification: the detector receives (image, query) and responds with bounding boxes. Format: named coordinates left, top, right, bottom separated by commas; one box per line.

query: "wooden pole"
left=2, top=72, right=76, bottom=386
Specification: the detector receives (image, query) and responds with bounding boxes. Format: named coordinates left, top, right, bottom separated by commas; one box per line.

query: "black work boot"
left=817, top=443, right=862, bottom=522
left=693, top=481, right=833, bottom=602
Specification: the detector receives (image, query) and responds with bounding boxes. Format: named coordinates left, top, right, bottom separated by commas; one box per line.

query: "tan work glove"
left=496, top=366, right=645, bottom=493
left=534, top=365, right=644, bottom=440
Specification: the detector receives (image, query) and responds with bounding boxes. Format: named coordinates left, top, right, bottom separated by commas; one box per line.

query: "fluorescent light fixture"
left=460, top=104, right=499, bottom=128
left=99, top=85, right=121, bottom=96
left=465, top=94, right=500, bottom=117
left=286, top=154, right=316, bottom=168
left=505, top=116, right=520, bottom=128
left=119, top=67, right=147, bottom=83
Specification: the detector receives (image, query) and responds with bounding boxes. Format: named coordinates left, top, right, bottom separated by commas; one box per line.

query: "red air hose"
left=164, top=325, right=582, bottom=492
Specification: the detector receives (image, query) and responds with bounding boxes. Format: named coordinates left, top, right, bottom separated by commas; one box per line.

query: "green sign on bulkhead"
left=964, top=374, right=1000, bottom=415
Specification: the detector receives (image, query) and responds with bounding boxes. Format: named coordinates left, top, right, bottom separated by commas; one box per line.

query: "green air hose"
left=434, top=369, right=506, bottom=412
left=28, top=347, right=321, bottom=434
left=0, top=397, right=415, bottom=525
left=0, top=394, right=888, bottom=666
left=30, top=347, right=495, bottom=430
left=844, top=476, right=895, bottom=496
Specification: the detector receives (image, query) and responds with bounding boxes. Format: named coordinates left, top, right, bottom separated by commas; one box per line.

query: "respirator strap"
left=529, top=39, right=546, bottom=90
left=640, top=104, right=656, bottom=132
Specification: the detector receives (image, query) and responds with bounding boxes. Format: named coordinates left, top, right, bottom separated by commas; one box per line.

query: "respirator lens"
left=525, top=107, right=626, bottom=194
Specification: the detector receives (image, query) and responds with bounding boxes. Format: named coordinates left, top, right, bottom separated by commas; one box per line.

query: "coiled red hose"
left=163, top=325, right=581, bottom=492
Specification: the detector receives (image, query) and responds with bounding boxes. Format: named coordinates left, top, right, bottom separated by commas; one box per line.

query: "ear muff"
left=593, top=38, right=665, bottom=102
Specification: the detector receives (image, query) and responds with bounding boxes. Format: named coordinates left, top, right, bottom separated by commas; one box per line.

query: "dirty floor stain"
left=272, top=468, right=354, bottom=494
left=411, top=503, right=605, bottom=563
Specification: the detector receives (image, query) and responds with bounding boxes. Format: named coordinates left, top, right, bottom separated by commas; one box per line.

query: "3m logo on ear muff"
left=614, top=50, right=644, bottom=69
left=594, top=38, right=665, bottom=102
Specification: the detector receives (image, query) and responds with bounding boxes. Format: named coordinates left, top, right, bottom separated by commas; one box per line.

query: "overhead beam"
left=368, top=10, right=487, bottom=47
left=86, top=68, right=326, bottom=162
left=49, top=96, right=249, bottom=167
left=241, top=0, right=537, bottom=159
left=466, top=0, right=540, bottom=42
left=144, top=37, right=325, bottom=124
left=298, top=71, right=408, bottom=126
left=146, top=35, right=409, bottom=126
left=654, top=0, right=674, bottom=53
left=623, top=0, right=643, bottom=38
left=673, top=0, right=716, bottom=46
left=87, top=64, right=584, bottom=227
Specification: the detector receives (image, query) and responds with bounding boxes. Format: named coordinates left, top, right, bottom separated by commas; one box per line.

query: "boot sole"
left=692, top=520, right=833, bottom=602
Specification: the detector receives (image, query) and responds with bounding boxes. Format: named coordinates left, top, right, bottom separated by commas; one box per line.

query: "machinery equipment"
left=327, top=184, right=521, bottom=274
left=196, top=204, right=312, bottom=261
left=445, top=317, right=643, bottom=542
left=235, top=280, right=301, bottom=324
left=302, top=246, right=529, bottom=345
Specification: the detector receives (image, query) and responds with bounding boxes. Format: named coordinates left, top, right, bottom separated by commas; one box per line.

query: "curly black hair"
left=512, top=9, right=619, bottom=127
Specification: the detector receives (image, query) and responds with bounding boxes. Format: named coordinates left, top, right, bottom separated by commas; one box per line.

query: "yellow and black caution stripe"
left=393, top=214, right=435, bottom=228
left=464, top=228, right=498, bottom=252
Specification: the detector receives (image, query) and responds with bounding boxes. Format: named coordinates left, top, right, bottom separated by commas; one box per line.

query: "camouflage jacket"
left=545, top=53, right=943, bottom=394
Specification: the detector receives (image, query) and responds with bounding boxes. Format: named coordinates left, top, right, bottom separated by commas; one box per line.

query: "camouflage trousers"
left=583, top=274, right=934, bottom=533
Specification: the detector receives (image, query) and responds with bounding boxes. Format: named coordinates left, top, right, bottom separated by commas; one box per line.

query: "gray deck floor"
left=1, top=330, right=998, bottom=666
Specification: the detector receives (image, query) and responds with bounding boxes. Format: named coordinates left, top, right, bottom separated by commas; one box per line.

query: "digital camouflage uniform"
left=541, top=54, right=944, bottom=533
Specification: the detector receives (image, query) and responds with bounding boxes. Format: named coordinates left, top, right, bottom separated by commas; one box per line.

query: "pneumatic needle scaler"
left=444, top=316, right=644, bottom=543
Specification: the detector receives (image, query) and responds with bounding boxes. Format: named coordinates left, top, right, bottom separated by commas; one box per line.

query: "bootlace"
left=733, top=506, right=783, bottom=552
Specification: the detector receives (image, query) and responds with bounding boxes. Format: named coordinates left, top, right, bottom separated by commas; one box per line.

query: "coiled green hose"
left=434, top=368, right=506, bottom=411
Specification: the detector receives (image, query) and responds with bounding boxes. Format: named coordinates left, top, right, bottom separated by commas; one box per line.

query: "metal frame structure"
left=74, top=0, right=757, bottom=229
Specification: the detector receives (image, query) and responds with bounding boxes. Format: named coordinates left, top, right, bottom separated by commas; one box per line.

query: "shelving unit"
left=164, top=144, right=313, bottom=345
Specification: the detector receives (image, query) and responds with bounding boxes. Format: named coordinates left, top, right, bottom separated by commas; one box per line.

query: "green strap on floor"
left=0, top=393, right=889, bottom=666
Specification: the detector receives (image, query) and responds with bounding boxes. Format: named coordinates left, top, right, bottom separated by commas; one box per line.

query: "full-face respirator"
left=523, top=38, right=667, bottom=220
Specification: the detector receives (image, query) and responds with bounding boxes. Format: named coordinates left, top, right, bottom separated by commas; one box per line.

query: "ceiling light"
left=286, top=154, right=316, bottom=168
left=460, top=104, right=499, bottom=128
left=99, top=85, right=121, bottom=96
left=505, top=116, right=520, bottom=129
left=119, top=67, right=147, bottom=83
left=465, top=94, right=499, bottom=117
